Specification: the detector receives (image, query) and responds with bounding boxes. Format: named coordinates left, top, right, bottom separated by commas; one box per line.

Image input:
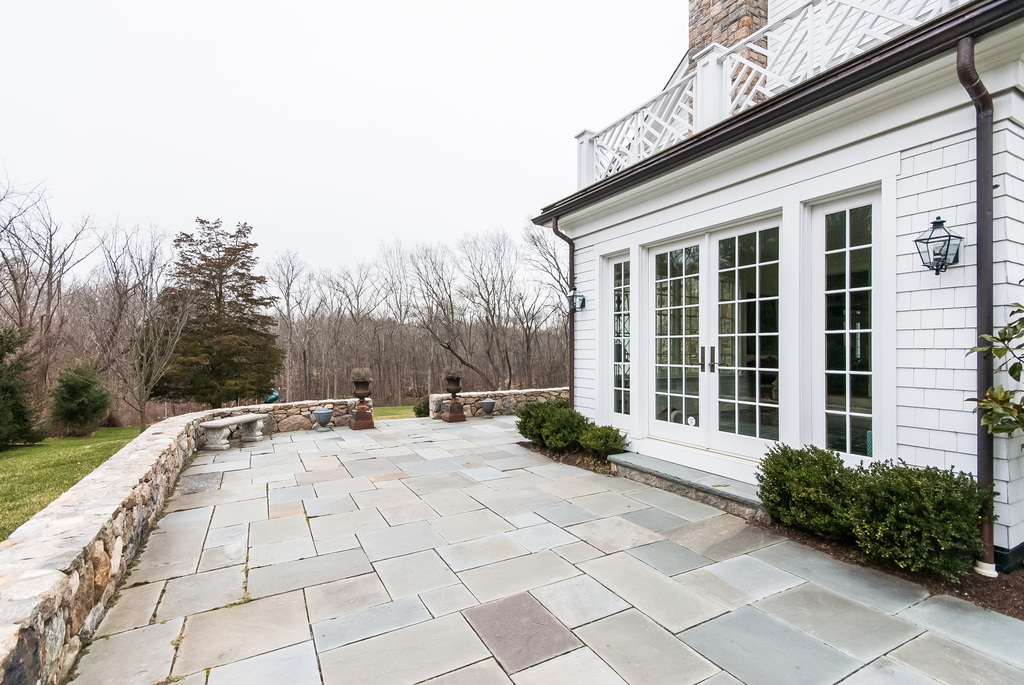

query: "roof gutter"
left=532, top=0, right=1024, bottom=227
left=957, top=35, right=997, bottom=578
left=552, top=217, right=576, bottom=409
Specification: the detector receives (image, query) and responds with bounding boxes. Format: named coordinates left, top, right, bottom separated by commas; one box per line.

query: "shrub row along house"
left=533, top=0, right=1024, bottom=573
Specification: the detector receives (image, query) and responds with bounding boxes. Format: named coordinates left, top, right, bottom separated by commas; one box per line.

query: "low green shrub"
left=515, top=400, right=568, bottom=447
left=579, top=424, right=627, bottom=459
left=848, top=460, right=990, bottom=582
left=757, top=443, right=854, bottom=539
left=540, top=405, right=591, bottom=452
left=50, top=360, right=111, bottom=437
left=757, top=443, right=993, bottom=581
left=413, top=395, right=430, bottom=418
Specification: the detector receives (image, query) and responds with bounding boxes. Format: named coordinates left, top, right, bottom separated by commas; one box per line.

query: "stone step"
left=609, top=452, right=768, bottom=523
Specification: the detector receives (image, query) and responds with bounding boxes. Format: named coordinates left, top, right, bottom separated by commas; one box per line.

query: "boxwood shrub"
left=757, top=443, right=993, bottom=581
left=579, top=425, right=627, bottom=459
left=515, top=401, right=625, bottom=457
left=757, top=443, right=855, bottom=539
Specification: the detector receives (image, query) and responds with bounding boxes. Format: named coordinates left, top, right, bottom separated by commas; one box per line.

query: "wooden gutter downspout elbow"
left=552, top=217, right=576, bottom=409
left=957, top=35, right=997, bottom=577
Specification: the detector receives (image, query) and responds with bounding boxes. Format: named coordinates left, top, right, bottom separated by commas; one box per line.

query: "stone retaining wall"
left=429, top=388, right=569, bottom=419
left=0, top=398, right=363, bottom=685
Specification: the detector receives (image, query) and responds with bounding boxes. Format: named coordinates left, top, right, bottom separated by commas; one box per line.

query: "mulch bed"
left=518, top=442, right=614, bottom=475
left=519, top=441, right=1024, bottom=620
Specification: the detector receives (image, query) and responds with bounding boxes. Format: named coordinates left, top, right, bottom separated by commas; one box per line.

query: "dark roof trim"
left=533, top=0, right=1024, bottom=226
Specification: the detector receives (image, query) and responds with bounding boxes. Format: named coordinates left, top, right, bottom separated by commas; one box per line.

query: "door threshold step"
left=609, top=452, right=769, bottom=523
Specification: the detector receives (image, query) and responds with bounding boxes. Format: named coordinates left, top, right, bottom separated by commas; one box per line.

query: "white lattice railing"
left=724, top=0, right=963, bottom=114
left=585, top=0, right=963, bottom=184
left=591, top=74, right=696, bottom=180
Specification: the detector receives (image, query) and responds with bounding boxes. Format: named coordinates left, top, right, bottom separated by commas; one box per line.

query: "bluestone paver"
left=420, top=582, right=480, bottom=617
left=506, top=522, right=579, bottom=551
left=172, top=591, right=309, bottom=677
left=529, top=574, right=630, bottom=628
left=155, top=565, right=245, bottom=620
left=357, top=520, right=448, bottom=561
left=206, top=641, right=321, bottom=685
left=619, top=506, right=689, bottom=532
left=702, top=554, right=804, bottom=601
left=626, top=487, right=723, bottom=521
left=458, top=549, right=580, bottom=603
left=437, top=533, right=530, bottom=572
left=897, top=594, right=1024, bottom=670
left=668, top=513, right=782, bottom=560
left=428, top=509, right=514, bottom=544
left=247, top=548, right=372, bottom=597
left=511, top=647, right=627, bottom=685
left=318, top=613, right=491, bottom=685
left=890, top=632, right=1024, bottom=685
left=72, top=617, right=183, bottom=685
left=576, top=609, right=719, bottom=685
left=626, top=539, right=711, bottom=575
left=374, top=549, right=458, bottom=598
left=839, top=657, right=941, bottom=685
left=96, top=581, right=165, bottom=636
left=566, top=516, right=664, bottom=553
left=757, top=583, right=924, bottom=661
left=313, top=596, right=431, bottom=651
left=304, top=572, right=391, bottom=623
left=751, top=541, right=929, bottom=613
left=535, top=502, right=599, bottom=527
left=679, top=606, right=862, bottom=685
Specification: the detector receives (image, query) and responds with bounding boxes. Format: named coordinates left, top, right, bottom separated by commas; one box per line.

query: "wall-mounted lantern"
left=914, top=216, right=963, bottom=275
left=567, top=288, right=586, bottom=312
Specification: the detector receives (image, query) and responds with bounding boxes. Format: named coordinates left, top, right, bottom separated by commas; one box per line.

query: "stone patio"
left=71, top=417, right=1024, bottom=685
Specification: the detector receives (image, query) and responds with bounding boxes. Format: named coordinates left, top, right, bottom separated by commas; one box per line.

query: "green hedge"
left=515, top=401, right=626, bottom=458
left=757, top=443, right=993, bottom=582
left=413, top=395, right=430, bottom=418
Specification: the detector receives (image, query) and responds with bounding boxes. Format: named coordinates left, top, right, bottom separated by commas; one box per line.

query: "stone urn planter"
left=351, top=368, right=375, bottom=430
left=481, top=397, right=496, bottom=418
left=313, top=407, right=333, bottom=431
left=442, top=371, right=466, bottom=423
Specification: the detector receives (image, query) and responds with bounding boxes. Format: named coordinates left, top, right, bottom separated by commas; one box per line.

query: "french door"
left=648, top=223, right=782, bottom=457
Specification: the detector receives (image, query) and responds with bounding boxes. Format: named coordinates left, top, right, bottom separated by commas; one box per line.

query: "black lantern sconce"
left=567, top=288, right=586, bottom=312
left=914, top=216, right=963, bottom=275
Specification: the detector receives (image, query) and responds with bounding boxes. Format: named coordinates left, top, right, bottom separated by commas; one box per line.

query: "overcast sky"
left=1, top=1, right=688, bottom=269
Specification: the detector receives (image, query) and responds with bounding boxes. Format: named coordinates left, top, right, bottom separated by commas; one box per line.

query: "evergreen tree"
left=0, top=328, right=45, bottom=449
left=50, top=360, right=111, bottom=436
left=155, top=219, right=283, bottom=407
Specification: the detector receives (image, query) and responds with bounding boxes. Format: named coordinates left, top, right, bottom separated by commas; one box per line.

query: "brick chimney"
left=689, top=0, right=767, bottom=55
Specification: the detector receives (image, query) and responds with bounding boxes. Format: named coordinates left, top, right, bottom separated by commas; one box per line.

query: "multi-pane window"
left=717, top=228, right=780, bottom=440
left=612, top=260, right=631, bottom=415
left=654, top=245, right=700, bottom=426
left=824, top=205, right=873, bottom=456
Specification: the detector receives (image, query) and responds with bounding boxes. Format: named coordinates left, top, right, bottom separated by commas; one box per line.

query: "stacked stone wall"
left=689, top=0, right=767, bottom=56
left=429, top=388, right=570, bottom=419
left=0, top=397, right=363, bottom=685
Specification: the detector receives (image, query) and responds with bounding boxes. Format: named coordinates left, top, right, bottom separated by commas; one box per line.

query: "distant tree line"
left=265, top=224, right=569, bottom=406
left=0, top=180, right=568, bottom=443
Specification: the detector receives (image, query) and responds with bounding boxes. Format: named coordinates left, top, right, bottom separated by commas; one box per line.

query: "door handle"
left=699, top=346, right=706, bottom=373
left=709, top=346, right=716, bottom=373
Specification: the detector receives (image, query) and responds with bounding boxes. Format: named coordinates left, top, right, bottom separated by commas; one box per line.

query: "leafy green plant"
left=515, top=400, right=568, bottom=447
left=579, top=424, right=627, bottom=459
left=50, top=360, right=112, bottom=437
left=540, top=405, right=591, bottom=452
left=413, top=395, right=430, bottom=418
left=756, top=443, right=855, bottom=539
left=848, top=460, right=990, bottom=582
left=970, top=301, right=1024, bottom=438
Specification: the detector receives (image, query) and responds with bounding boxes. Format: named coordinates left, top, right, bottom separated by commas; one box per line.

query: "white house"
left=533, top=0, right=1024, bottom=573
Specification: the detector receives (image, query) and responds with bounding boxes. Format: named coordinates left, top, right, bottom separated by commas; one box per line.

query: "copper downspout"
left=552, top=217, right=575, bottom=409
left=957, top=36, right=997, bottom=576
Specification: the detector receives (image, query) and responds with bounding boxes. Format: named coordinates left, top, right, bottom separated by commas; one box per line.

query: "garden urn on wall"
left=313, top=407, right=333, bottom=432
left=442, top=369, right=466, bottom=423
left=481, top=397, right=496, bottom=418
left=351, top=367, right=375, bottom=430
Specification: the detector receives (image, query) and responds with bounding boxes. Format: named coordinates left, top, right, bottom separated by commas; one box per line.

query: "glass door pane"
left=612, top=259, right=631, bottom=415
left=653, top=241, right=702, bottom=434
left=716, top=227, right=781, bottom=442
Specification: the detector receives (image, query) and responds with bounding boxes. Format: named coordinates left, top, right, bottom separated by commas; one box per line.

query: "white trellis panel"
left=584, top=0, right=963, bottom=186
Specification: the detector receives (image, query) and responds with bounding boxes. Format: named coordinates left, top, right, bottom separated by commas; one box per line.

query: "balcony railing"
left=578, top=0, right=965, bottom=187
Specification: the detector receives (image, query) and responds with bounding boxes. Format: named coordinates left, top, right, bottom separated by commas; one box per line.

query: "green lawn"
left=372, top=405, right=416, bottom=419
left=0, top=427, right=138, bottom=540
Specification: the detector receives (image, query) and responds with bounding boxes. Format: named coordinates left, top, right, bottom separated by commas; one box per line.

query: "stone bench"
left=199, top=413, right=268, bottom=450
